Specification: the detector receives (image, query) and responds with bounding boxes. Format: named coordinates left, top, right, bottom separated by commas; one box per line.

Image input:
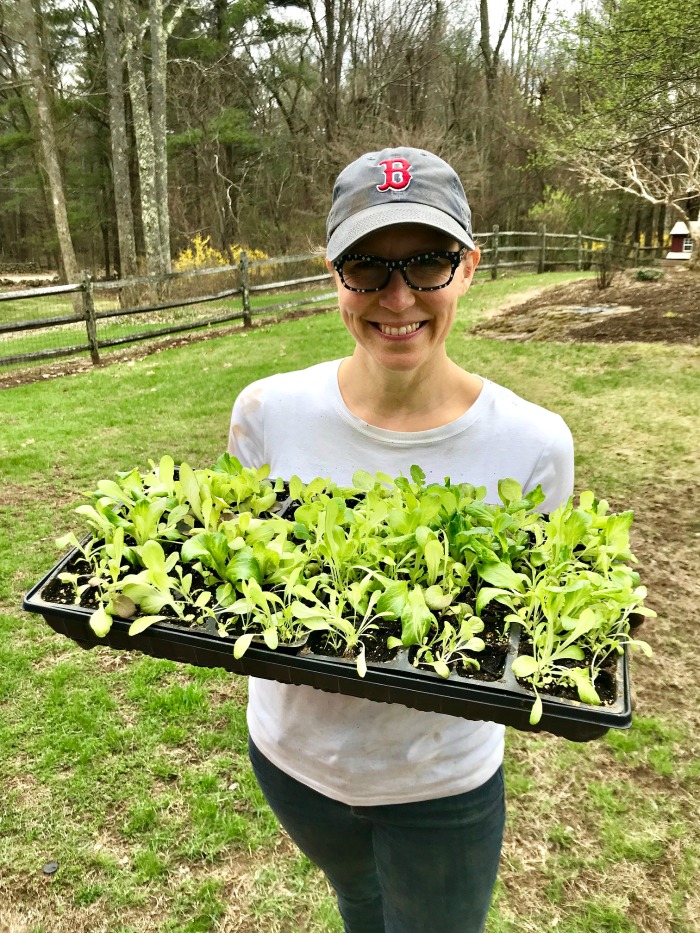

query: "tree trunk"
left=687, top=219, right=700, bottom=271
left=642, top=202, right=654, bottom=248
left=104, top=0, right=138, bottom=279
left=17, top=0, right=79, bottom=284
left=655, top=203, right=666, bottom=256
left=478, top=0, right=515, bottom=103
left=100, top=218, right=110, bottom=278
left=149, top=0, right=171, bottom=272
left=630, top=201, right=641, bottom=248
left=210, top=171, right=227, bottom=256
left=193, top=149, right=204, bottom=232
left=122, top=0, right=166, bottom=277
left=304, top=0, right=352, bottom=144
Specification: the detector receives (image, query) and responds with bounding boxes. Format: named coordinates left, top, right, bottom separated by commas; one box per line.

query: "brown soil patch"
left=471, top=264, right=700, bottom=344
left=619, top=481, right=700, bottom=732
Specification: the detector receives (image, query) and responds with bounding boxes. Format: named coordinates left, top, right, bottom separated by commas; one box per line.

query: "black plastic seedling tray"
left=23, top=549, right=632, bottom=742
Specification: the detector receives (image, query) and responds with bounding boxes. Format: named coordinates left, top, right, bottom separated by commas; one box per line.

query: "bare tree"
left=510, top=0, right=555, bottom=107
left=545, top=0, right=700, bottom=266
left=122, top=0, right=166, bottom=276
left=286, top=0, right=353, bottom=143
left=553, top=123, right=700, bottom=266
left=149, top=0, right=189, bottom=273
left=121, top=0, right=187, bottom=276
left=103, top=0, right=138, bottom=278
left=15, top=0, right=79, bottom=283
left=478, top=0, right=515, bottom=102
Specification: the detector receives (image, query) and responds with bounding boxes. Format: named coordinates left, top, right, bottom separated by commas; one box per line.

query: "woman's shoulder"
left=482, top=379, right=571, bottom=436
left=238, top=359, right=341, bottom=402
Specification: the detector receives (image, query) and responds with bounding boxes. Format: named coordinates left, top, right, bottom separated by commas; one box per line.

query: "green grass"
left=1, top=268, right=698, bottom=932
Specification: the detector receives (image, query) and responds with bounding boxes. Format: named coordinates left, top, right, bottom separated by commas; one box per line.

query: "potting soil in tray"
left=23, top=547, right=632, bottom=743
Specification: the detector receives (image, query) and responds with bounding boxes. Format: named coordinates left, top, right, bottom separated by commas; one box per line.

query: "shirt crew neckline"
left=329, top=359, right=492, bottom=446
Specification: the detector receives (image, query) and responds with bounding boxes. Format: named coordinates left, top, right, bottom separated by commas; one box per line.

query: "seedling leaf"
left=478, top=562, right=526, bottom=591
left=511, top=654, right=539, bottom=678
left=352, top=470, right=375, bottom=491
left=567, top=668, right=601, bottom=705
left=376, top=581, right=409, bottom=620
left=90, top=605, right=112, bottom=637
left=129, top=615, right=167, bottom=636
left=289, top=475, right=303, bottom=501
left=434, top=659, right=450, bottom=679
left=498, top=478, right=522, bottom=506
left=410, top=464, right=426, bottom=486
left=233, top=632, right=255, bottom=659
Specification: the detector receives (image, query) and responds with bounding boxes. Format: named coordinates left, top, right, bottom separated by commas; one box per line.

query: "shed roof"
left=670, top=221, right=690, bottom=235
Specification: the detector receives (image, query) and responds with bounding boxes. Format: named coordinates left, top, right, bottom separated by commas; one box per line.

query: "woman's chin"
left=356, top=345, right=438, bottom=375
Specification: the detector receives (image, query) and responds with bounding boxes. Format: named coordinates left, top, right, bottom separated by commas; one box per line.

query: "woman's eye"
left=344, top=259, right=381, bottom=273
left=415, top=256, right=447, bottom=270
left=356, top=260, right=384, bottom=272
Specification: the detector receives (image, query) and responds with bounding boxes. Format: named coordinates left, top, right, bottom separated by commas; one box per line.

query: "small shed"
left=666, top=221, right=692, bottom=260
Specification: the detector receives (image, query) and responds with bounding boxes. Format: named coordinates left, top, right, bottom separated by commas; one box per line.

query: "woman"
left=229, top=147, right=574, bottom=933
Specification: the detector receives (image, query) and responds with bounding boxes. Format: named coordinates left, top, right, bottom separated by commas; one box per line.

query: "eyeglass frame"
left=332, top=248, right=468, bottom=293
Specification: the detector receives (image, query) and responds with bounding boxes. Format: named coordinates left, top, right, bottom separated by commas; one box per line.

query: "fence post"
left=491, top=224, right=499, bottom=280
left=576, top=230, right=583, bottom=271
left=538, top=225, right=546, bottom=274
left=601, top=235, right=613, bottom=283
left=80, top=270, right=101, bottom=365
left=239, top=251, right=251, bottom=326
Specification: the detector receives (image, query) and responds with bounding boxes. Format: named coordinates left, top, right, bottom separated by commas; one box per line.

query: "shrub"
left=592, top=237, right=625, bottom=289
left=633, top=267, right=664, bottom=282
left=173, top=234, right=268, bottom=272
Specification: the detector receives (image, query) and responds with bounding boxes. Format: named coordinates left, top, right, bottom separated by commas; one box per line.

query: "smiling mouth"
left=373, top=321, right=426, bottom=336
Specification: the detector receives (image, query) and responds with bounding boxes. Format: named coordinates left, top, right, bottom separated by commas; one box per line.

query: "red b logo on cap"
left=377, top=158, right=412, bottom=192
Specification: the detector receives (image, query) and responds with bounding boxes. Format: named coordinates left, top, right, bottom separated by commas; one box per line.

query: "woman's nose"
left=379, top=269, right=415, bottom=311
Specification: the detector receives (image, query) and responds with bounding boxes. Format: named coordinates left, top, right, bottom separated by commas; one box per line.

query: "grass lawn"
left=1, top=269, right=698, bottom=932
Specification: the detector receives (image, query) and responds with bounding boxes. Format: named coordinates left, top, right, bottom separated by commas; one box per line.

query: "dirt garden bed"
left=470, top=264, right=700, bottom=344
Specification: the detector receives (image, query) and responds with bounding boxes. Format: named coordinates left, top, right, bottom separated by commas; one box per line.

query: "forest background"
left=1, top=0, right=700, bottom=281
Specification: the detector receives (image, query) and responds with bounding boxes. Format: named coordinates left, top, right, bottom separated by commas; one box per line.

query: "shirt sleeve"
left=228, top=383, right=265, bottom=469
left=527, top=417, right=575, bottom=512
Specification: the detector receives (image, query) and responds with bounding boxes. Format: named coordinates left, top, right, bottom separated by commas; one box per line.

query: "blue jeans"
left=248, top=737, right=505, bottom=933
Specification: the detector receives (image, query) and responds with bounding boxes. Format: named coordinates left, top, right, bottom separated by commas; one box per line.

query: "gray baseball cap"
left=326, top=147, right=475, bottom=261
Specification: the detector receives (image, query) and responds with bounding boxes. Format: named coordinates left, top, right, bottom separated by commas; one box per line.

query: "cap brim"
left=327, top=203, right=475, bottom=260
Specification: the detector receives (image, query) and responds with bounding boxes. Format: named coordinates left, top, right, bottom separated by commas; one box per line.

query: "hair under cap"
left=326, top=147, right=475, bottom=261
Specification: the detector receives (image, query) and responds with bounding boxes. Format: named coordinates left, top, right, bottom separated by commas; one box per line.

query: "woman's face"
left=329, top=224, right=478, bottom=376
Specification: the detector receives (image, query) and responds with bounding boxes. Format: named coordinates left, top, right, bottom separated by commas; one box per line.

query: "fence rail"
left=0, top=229, right=664, bottom=370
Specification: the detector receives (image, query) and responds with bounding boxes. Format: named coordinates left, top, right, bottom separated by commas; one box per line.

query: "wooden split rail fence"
left=0, top=230, right=662, bottom=370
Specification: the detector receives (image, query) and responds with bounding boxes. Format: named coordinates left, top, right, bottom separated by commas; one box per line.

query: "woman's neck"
left=338, top=353, right=483, bottom=432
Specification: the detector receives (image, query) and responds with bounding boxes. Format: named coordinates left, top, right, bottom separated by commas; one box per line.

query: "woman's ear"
left=458, top=246, right=480, bottom=293
left=327, top=257, right=343, bottom=287
left=464, top=245, right=481, bottom=275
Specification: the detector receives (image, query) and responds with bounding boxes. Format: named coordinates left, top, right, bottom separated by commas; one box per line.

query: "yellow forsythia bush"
left=173, top=234, right=268, bottom=271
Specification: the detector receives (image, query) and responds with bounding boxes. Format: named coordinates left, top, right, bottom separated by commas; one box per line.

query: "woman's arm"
left=228, top=383, right=266, bottom=468
left=527, top=420, right=575, bottom=512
